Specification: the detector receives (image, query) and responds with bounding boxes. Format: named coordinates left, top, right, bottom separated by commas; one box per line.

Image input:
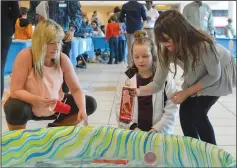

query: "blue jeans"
left=108, top=37, right=119, bottom=61
left=119, top=39, right=126, bottom=62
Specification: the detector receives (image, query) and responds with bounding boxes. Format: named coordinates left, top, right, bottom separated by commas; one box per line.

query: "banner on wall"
left=155, top=5, right=171, bottom=10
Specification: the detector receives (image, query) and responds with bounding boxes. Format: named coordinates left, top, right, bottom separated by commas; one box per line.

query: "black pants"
left=62, top=40, right=71, bottom=93
left=108, top=37, right=119, bottom=62
left=4, top=94, right=97, bottom=125
left=118, top=40, right=126, bottom=62
left=1, top=37, right=12, bottom=98
left=179, top=96, right=219, bottom=145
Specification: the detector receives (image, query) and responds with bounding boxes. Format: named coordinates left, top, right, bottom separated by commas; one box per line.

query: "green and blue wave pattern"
left=2, top=126, right=236, bottom=167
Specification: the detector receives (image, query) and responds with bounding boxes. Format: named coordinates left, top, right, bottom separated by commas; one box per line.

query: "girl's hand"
left=149, top=128, right=157, bottom=133
left=77, top=110, right=88, bottom=126
left=134, top=88, right=140, bottom=97
left=134, top=127, right=141, bottom=131
left=171, top=90, right=189, bottom=104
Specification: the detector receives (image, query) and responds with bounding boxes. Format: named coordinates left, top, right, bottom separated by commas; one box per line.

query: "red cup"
left=50, top=100, right=71, bottom=114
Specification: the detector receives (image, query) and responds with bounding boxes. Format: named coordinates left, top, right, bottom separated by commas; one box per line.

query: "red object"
left=105, top=22, right=120, bottom=40
left=119, top=87, right=135, bottom=123
left=92, top=159, right=129, bottom=165
left=53, top=100, right=71, bottom=114
left=144, top=152, right=157, bottom=166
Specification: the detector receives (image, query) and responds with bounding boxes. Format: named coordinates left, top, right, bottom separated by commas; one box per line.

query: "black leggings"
left=1, top=37, right=12, bottom=98
left=179, top=96, right=219, bottom=145
left=4, top=94, right=97, bottom=125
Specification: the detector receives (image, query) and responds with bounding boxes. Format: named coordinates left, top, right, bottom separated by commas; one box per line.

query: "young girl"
left=136, top=10, right=236, bottom=145
left=115, top=30, right=178, bottom=133
left=3, top=20, right=97, bottom=130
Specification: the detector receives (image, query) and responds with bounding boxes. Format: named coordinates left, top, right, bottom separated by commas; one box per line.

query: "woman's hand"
left=77, top=110, right=88, bottom=126
left=65, top=29, right=75, bottom=42
left=171, top=90, right=189, bottom=104
left=32, top=97, right=55, bottom=107
left=134, top=127, right=141, bottom=131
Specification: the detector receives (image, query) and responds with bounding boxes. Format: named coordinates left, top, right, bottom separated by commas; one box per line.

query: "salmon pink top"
left=3, top=57, right=64, bottom=117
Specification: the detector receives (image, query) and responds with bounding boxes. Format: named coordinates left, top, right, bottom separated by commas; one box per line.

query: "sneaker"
left=47, top=123, right=58, bottom=127
left=76, top=64, right=87, bottom=69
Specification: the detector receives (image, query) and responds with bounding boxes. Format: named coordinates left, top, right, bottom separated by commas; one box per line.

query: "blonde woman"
left=3, top=20, right=97, bottom=130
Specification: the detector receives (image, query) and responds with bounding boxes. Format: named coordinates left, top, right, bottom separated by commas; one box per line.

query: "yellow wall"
left=81, top=6, right=121, bottom=26
left=19, top=1, right=30, bottom=8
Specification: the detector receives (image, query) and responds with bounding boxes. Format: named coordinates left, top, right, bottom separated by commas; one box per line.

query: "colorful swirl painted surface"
left=2, top=126, right=236, bottom=167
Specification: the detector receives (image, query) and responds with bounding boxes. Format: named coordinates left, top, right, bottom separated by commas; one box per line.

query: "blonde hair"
left=133, top=30, right=147, bottom=39
left=131, top=30, right=157, bottom=73
left=31, top=19, right=65, bottom=78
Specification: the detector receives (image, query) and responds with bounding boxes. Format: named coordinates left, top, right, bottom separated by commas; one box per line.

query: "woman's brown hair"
left=131, top=30, right=157, bottom=74
left=154, top=9, right=218, bottom=77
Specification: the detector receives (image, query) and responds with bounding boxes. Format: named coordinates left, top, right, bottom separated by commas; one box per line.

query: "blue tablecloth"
left=4, top=40, right=32, bottom=76
left=4, top=38, right=94, bottom=76
left=91, top=37, right=128, bottom=61
left=70, top=37, right=94, bottom=66
left=216, top=38, right=236, bottom=58
left=91, top=37, right=109, bottom=51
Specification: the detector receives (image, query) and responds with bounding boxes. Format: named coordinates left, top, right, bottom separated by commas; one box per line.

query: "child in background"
left=106, top=15, right=120, bottom=64
left=91, top=21, right=104, bottom=37
left=15, top=7, right=33, bottom=40
left=75, top=14, right=93, bottom=38
left=118, top=22, right=127, bottom=63
left=115, top=30, right=178, bottom=133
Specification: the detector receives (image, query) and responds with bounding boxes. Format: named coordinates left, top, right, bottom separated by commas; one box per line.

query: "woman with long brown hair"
left=135, top=10, right=236, bottom=145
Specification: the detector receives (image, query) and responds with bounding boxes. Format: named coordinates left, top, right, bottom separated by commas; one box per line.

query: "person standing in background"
left=36, top=1, right=83, bottom=94
left=119, top=22, right=127, bottom=63
left=27, top=1, right=40, bottom=25
left=224, top=18, right=236, bottom=38
left=1, top=1, right=20, bottom=98
left=120, top=1, right=147, bottom=68
left=109, top=6, right=120, bottom=23
left=15, top=7, right=33, bottom=40
left=75, top=14, right=93, bottom=38
left=91, top=11, right=103, bottom=26
left=106, top=15, right=120, bottom=64
left=109, top=7, right=127, bottom=63
left=183, top=1, right=215, bottom=37
left=143, top=1, right=159, bottom=42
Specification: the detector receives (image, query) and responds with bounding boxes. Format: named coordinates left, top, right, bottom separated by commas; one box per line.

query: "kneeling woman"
left=115, top=31, right=178, bottom=133
left=3, top=20, right=97, bottom=130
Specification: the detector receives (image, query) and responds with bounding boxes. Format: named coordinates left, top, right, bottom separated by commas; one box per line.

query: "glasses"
left=159, top=36, right=171, bottom=43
